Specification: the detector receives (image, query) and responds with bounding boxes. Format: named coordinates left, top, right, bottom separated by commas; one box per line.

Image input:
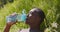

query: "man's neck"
left=29, top=25, right=40, bottom=32
left=30, top=24, right=40, bottom=29
left=30, top=28, right=40, bottom=32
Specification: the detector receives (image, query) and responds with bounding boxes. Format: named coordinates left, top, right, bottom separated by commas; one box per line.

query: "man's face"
left=26, top=10, right=41, bottom=25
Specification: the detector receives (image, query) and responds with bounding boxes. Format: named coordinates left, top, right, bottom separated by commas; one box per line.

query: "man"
left=4, top=8, right=45, bottom=32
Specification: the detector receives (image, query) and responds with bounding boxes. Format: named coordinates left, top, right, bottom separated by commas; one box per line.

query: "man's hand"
left=7, top=21, right=17, bottom=26
left=4, top=21, right=17, bottom=32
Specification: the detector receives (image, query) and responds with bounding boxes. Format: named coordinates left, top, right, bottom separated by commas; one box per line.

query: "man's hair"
left=32, top=8, right=45, bottom=24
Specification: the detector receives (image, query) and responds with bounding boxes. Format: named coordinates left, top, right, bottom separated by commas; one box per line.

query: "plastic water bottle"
left=17, top=14, right=21, bottom=21
left=17, top=9, right=27, bottom=22
left=20, top=9, right=27, bottom=22
left=6, top=12, right=17, bottom=23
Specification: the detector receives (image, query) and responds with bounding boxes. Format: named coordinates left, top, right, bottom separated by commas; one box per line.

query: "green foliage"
left=0, top=0, right=60, bottom=32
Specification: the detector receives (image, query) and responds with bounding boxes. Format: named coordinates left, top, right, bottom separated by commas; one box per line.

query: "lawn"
left=0, top=0, right=60, bottom=32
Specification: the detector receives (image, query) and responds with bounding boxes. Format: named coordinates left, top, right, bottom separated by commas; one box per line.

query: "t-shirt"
left=19, top=28, right=30, bottom=32
left=19, top=28, right=42, bottom=32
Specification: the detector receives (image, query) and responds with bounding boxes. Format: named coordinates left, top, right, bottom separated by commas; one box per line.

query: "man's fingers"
left=7, top=22, right=17, bottom=26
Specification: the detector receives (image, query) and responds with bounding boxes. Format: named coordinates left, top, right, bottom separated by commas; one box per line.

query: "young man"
left=4, top=8, right=45, bottom=32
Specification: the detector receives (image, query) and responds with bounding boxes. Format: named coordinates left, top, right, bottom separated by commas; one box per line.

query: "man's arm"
left=4, top=23, right=11, bottom=32
left=4, top=13, right=18, bottom=32
left=4, top=21, right=17, bottom=32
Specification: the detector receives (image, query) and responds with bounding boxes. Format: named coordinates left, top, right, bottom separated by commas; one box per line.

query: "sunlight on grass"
left=0, top=0, right=60, bottom=32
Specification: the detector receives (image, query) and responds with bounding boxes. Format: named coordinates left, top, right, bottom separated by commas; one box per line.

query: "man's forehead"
left=29, top=8, right=39, bottom=13
left=30, top=8, right=36, bottom=12
left=28, top=8, right=36, bottom=17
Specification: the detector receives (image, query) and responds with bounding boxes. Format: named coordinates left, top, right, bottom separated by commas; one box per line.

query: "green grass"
left=0, top=0, right=60, bottom=32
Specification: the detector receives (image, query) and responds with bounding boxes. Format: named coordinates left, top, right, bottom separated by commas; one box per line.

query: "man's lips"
left=26, top=18, right=29, bottom=24
left=26, top=19, right=28, bottom=22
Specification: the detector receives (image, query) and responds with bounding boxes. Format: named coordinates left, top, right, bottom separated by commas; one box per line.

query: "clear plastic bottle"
left=17, top=9, right=27, bottom=22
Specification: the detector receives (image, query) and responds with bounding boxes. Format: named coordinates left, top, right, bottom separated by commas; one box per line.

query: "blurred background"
left=0, top=0, right=60, bottom=32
